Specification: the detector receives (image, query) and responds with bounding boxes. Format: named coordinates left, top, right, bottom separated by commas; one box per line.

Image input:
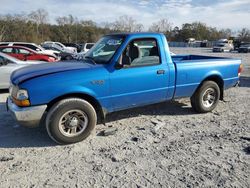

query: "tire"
left=46, top=98, right=97, bottom=144
left=191, top=81, right=220, bottom=113
left=65, top=56, right=73, bottom=60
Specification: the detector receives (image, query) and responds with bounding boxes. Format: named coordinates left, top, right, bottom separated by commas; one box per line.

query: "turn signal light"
left=12, top=98, right=30, bottom=107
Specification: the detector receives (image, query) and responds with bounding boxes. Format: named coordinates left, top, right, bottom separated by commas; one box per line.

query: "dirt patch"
left=0, top=48, right=249, bottom=187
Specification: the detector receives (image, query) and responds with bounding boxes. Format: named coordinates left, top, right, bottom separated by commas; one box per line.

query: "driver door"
left=17, top=48, right=33, bottom=61
left=110, top=38, right=169, bottom=111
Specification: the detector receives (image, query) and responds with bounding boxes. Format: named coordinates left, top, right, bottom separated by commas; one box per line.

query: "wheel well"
left=46, top=93, right=106, bottom=123
left=197, top=75, right=224, bottom=100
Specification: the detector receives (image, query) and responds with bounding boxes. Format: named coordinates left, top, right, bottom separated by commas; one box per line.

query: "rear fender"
left=193, top=72, right=224, bottom=100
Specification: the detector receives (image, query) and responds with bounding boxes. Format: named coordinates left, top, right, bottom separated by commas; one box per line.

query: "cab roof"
left=105, top=32, right=165, bottom=38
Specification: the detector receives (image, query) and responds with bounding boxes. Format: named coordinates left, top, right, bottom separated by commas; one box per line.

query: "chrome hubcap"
left=69, top=117, right=79, bottom=127
left=202, top=88, right=216, bottom=108
left=59, top=110, right=88, bottom=137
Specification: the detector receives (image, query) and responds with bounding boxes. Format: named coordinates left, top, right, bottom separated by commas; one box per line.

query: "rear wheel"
left=46, top=98, right=97, bottom=144
left=191, top=81, right=220, bottom=113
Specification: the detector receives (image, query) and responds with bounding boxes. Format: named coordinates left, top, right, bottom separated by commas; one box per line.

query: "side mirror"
left=115, top=55, right=131, bottom=69
left=122, top=55, right=131, bottom=66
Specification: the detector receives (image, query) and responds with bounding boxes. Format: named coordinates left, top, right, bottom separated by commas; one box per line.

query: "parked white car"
left=42, top=41, right=77, bottom=53
left=0, top=52, right=44, bottom=89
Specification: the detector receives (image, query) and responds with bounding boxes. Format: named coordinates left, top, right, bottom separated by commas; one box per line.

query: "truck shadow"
left=0, top=100, right=194, bottom=148
left=106, top=100, right=195, bottom=123
left=240, top=76, right=250, bottom=87
left=0, top=103, right=56, bottom=148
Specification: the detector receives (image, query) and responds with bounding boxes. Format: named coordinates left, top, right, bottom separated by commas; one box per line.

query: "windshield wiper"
left=84, top=56, right=96, bottom=65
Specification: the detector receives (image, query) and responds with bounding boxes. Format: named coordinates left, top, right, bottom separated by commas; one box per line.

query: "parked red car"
left=0, top=46, right=57, bottom=62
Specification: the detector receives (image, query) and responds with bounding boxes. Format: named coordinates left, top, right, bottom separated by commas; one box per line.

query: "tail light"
left=238, top=64, right=243, bottom=76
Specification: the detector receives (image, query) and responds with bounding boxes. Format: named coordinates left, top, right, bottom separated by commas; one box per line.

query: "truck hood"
left=11, top=61, right=95, bottom=85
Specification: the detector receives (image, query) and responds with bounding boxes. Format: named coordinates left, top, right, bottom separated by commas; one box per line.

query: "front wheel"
left=46, top=98, right=97, bottom=144
left=65, top=56, right=73, bottom=60
left=191, top=81, right=220, bottom=113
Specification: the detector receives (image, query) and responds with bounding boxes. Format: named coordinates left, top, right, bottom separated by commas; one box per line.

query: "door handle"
left=157, top=70, right=165, bottom=74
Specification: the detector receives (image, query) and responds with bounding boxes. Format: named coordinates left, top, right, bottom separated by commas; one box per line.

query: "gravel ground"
left=0, top=48, right=249, bottom=187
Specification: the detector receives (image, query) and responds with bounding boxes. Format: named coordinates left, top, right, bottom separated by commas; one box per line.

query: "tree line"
left=0, top=9, right=249, bottom=44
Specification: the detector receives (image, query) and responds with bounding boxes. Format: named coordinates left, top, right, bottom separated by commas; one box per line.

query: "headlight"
left=11, top=86, right=30, bottom=107
left=16, top=89, right=29, bottom=100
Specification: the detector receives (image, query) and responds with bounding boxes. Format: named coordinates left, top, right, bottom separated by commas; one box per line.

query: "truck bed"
left=171, top=55, right=241, bottom=99
left=172, top=55, right=228, bottom=62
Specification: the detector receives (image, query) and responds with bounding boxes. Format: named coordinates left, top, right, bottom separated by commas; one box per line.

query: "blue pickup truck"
left=7, top=33, right=242, bottom=144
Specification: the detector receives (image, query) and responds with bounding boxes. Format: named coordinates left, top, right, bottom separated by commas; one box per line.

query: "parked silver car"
left=42, top=41, right=77, bottom=53
left=0, top=52, right=44, bottom=89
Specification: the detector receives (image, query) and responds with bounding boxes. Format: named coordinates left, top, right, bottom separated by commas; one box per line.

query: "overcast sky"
left=0, top=0, right=249, bottom=30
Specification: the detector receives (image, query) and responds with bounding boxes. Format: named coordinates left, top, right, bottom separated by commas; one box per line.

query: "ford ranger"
left=7, top=33, right=243, bottom=144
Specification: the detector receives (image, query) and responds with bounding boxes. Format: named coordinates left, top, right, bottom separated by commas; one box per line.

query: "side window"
left=1, top=48, right=13, bottom=53
left=17, top=44, right=35, bottom=51
left=28, top=44, right=39, bottom=51
left=19, top=49, right=30, bottom=54
left=124, top=38, right=160, bottom=67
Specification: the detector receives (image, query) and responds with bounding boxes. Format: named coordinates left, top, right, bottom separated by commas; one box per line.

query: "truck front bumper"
left=7, top=97, right=47, bottom=128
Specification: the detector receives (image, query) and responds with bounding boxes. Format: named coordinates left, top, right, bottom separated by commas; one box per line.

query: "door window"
left=18, top=49, right=30, bottom=54
left=123, top=38, right=160, bottom=67
left=0, top=48, right=13, bottom=53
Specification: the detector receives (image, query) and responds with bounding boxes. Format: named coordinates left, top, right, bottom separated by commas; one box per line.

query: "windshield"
left=85, top=36, right=124, bottom=64
left=38, top=45, right=45, bottom=51
left=0, top=53, right=15, bottom=65
left=0, top=52, right=17, bottom=63
left=216, top=44, right=225, bottom=47
left=56, top=42, right=65, bottom=48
